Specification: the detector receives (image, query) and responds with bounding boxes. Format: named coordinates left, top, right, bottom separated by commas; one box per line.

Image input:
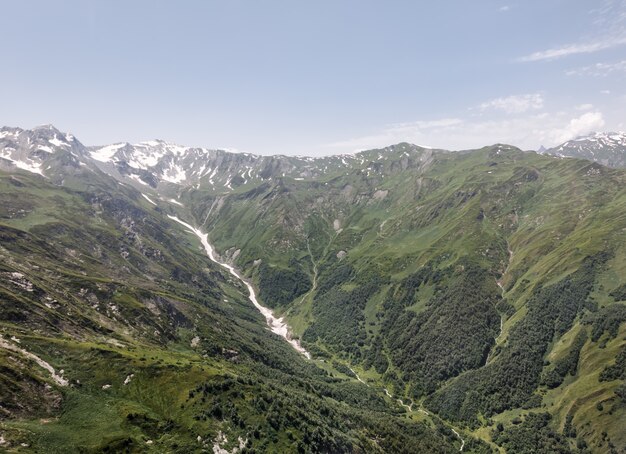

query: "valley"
left=0, top=125, right=625, bottom=453
left=167, top=214, right=310, bottom=358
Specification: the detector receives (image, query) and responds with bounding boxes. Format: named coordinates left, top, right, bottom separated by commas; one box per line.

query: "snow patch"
left=11, top=158, right=44, bottom=175
left=162, top=163, right=187, bottom=183
left=207, top=166, right=218, bottom=185
left=141, top=193, right=157, bottom=205
left=128, top=174, right=148, bottom=186
left=140, top=140, right=161, bottom=147
left=90, top=143, right=127, bottom=162
left=128, top=146, right=165, bottom=168
left=49, top=135, right=69, bottom=148
left=168, top=144, right=189, bottom=155
left=37, top=145, right=53, bottom=153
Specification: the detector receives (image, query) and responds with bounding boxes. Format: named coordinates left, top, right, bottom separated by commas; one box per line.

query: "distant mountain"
left=86, top=139, right=435, bottom=193
left=0, top=125, right=88, bottom=174
left=545, top=131, right=626, bottom=168
left=2, top=124, right=437, bottom=194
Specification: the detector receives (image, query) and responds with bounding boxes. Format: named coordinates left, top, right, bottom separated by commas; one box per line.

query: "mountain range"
left=0, top=125, right=625, bottom=453
left=543, top=132, right=626, bottom=168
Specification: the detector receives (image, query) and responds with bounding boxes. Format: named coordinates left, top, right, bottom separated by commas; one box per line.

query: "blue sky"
left=2, top=0, right=625, bottom=155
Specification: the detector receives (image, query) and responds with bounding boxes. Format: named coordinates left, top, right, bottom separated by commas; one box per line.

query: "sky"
left=1, top=0, right=625, bottom=155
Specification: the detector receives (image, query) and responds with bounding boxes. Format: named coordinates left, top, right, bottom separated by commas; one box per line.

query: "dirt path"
left=451, top=428, right=465, bottom=452
left=384, top=388, right=413, bottom=412
left=356, top=368, right=465, bottom=450
left=349, top=367, right=369, bottom=387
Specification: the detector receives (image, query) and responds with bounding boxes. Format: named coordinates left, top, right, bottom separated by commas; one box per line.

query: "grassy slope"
left=182, top=145, right=626, bottom=452
left=0, top=169, right=467, bottom=453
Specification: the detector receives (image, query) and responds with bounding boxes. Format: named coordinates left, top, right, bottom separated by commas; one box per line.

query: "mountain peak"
left=546, top=130, right=626, bottom=168
left=571, top=131, right=626, bottom=141
left=32, top=124, right=62, bottom=134
left=0, top=124, right=88, bottom=176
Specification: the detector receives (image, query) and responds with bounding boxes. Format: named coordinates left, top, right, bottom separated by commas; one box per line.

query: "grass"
left=191, top=146, right=626, bottom=452
left=0, top=339, right=222, bottom=451
left=543, top=323, right=626, bottom=449
left=2, top=145, right=626, bottom=452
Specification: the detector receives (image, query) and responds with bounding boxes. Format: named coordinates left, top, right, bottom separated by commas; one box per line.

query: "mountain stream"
left=168, top=215, right=311, bottom=359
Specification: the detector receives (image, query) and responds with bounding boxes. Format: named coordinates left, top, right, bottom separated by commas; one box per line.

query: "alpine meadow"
left=1, top=1, right=626, bottom=453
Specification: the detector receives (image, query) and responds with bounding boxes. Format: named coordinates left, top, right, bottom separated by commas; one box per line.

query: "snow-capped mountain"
left=87, top=139, right=377, bottom=190
left=0, top=125, right=88, bottom=175
left=1, top=124, right=434, bottom=194
left=545, top=132, right=626, bottom=168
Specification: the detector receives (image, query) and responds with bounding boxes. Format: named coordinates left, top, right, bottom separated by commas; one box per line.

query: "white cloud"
left=499, top=6, right=510, bottom=12
left=324, top=110, right=606, bottom=153
left=549, top=111, right=605, bottom=143
left=388, top=118, right=464, bottom=131
left=565, top=60, right=626, bottom=76
left=600, top=89, right=611, bottom=94
left=519, top=0, right=626, bottom=62
left=478, top=93, right=544, bottom=114
left=575, top=103, right=594, bottom=111
left=518, top=37, right=626, bottom=62
left=590, top=0, right=626, bottom=28
left=326, top=118, right=463, bottom=151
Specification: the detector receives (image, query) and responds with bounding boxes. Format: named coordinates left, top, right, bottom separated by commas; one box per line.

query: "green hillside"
left=0, top=169, right=468, bottom=453
left=1, top=141, right=625, bottom=453
left=181, top=144, right=626, bottom=453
